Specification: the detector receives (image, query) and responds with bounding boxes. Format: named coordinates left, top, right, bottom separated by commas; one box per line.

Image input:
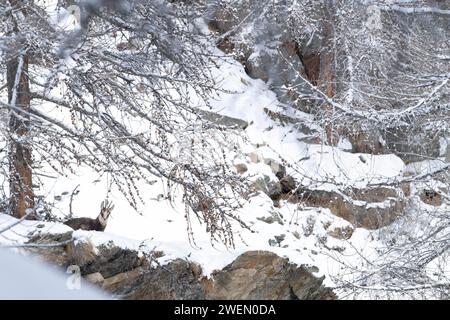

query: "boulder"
left=234, top=163, right=248, bottom=174
left=263, top=157, right=286, bottom=179
left=125, top=259, right=206, bottom=300
left=244, top=43, right=307, bottom=101
left=65, top=240, right=96, bottom=268
left=205, top=251, right=336, bottom=300
left=267, top=181, right=283, bottom=200
left=257, top=210, right=284, bottom=225
left=66, top=240, right=141, bottom=278
left=251, top=176, right=270, bottom=194
left=326, top=224, right=354, bottom=240
left=206, top=0, right=260, bottom=34
left=294, top=187, right=405, bottom=229
left=26, top=231, right=73, bottom=267
left=383, top=126, right=442, bottom=163
left=196, top=109, right=249, bottom=130
left=420, top=189, right=443, bottom=206
left=350, top=187, right=398, bottom=202
left=263, top=108, right=319, bottom=142
left=280, top=175, right=296, bottom=193
left=343, top=125, right=443, bottom=163
left=102, top=267, right=145, bottom=296
left=84, top=272, right=104, bottom=285
left=345, top=128, right=384, bottom=155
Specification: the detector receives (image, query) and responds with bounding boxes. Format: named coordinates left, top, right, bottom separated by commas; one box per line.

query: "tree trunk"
left=321, top=7, right=336, bottom=146
left=7, top=52, right=35, bottom=219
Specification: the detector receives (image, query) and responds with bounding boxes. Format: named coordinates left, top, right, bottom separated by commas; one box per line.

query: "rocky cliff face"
left=27, top=232, right=336, bottom=300
left=206, top=0, right=450, bottom=162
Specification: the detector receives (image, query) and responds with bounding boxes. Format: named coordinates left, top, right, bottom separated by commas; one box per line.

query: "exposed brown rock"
left=126, top=259, right=206, bottom=300
left=420, top=189, right=443, bottom=206
left=26, top=231, right=73, bottom=267
left=84, top=272, right=104, bottom=285
left=293, top=187, right=405, bottom=229
left=66, top=240, right=96, bottom=268
left=234, top=163, right=248, bottom=174
left=102, top=267, right=144, bottom=294
left=257, top=210, right=284, bottom=225
left=401, top=183, right=411, bottom=197
left=205, top=251, right=335, bottom=300
left=344, top=126, right=443, bottom=163
left=346, top=129, right=384, bottom=155
left=26, top=231, right=336, bottom=300
left=196, top=109, right=249, bottom=130
left=280, top=175, right=296, bottom=193
left=327, top=224, right=354, bottom=240
left=300, top=53, right=320, bottom=86
left=351, top=187, right=398, bottom=202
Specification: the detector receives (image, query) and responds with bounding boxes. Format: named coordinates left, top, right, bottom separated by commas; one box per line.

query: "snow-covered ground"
left=0, top=248, right=108, bottom=299
left=0, top=41, right=415, bottom=294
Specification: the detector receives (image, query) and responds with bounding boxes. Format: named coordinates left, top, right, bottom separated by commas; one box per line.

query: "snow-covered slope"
left=0, top=15, right=447, bottom=300
left=0, top=39, right=411, bottom=293
left=0, top=248, right=108, bottom=299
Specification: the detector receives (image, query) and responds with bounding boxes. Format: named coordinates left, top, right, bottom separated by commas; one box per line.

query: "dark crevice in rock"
left=289, top=285, right=300, bottom=300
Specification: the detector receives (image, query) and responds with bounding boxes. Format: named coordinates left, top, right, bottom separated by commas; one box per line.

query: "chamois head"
left=97, top=199, right=114, bottom=229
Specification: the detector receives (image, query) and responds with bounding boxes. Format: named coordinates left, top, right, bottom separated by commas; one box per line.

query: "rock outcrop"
left=207, top=0, right=449, bottom=162
left=123, top=259, right=206, bottom=300
left=205, top=251, right=336, bottom=300
left=26, top=234, right=335, bottom=300
left=66, top=240, right=142, bottom=278
left=291, top=186, right=407, bottom=230
left=120, top=251, right=335, bottom=300
left=243, top=152, right=407, bottom=230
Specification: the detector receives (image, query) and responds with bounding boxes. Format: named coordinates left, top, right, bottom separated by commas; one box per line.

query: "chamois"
left=64, top=200, right=114, bottom=231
